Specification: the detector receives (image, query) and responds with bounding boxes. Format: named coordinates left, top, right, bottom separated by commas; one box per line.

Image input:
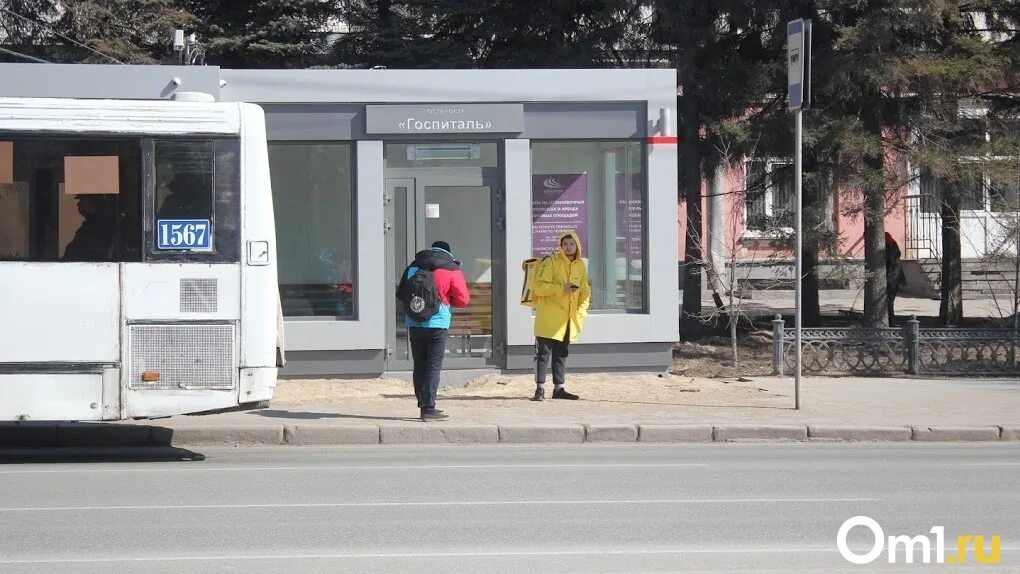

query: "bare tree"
left=695, top=135, right=798, bottom=368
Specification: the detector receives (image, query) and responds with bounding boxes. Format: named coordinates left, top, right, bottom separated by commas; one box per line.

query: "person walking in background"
left=530, top=231, right=590, bottom=401
left=885, top=231, right=907, bottom=326
left=396, top=240, right=469, bottom=421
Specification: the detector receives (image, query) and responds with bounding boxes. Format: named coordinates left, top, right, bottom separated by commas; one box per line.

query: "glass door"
left=418, top=175, right=496, bottom=366
left=385, top=172, right=504, bottom=370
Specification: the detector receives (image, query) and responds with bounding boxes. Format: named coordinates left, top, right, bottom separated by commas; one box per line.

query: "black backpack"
left=397, top=267, right=440, bottom=322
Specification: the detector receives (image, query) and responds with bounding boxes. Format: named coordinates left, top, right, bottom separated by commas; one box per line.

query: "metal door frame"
left=384, top=177, right=416, bottom=371
left=384, top=167, right=506, bottom=371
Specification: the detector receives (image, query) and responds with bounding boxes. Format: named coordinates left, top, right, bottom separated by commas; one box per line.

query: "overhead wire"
left=0, top=45, right=50, bottom=63
left=0, top=6, right=124, bottom=64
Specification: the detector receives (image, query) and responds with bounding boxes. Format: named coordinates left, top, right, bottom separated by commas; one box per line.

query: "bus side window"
left=154, top=140, right=214, bottom=222
left=1, top=137, right=142, bottom=263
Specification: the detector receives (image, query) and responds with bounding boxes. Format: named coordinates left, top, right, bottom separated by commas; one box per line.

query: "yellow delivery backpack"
left=519, top=256, right=548, bottom=308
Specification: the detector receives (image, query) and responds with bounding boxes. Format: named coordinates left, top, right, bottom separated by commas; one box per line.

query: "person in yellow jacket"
left=530, top=231, right=590, bottom=401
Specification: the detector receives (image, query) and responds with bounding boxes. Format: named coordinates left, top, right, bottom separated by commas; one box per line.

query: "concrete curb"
left=381, top=425, right=499, bottom=444
left=1, top=423, right=1017, bottom=447
left=638, top=425, right=713, bottom=443
left=0, top=423, right=59, bottom=448
left=157, top=425, right=284, bottom=446
left=498, top=425, right=585, bottom=443
left=808, top=425, right=913, bottom=442
left=713, top=425, right=808, bottom=442
left=286, top=425, right=380, bottom=446
left=60, top=423, right=152, bottom=447
left=585, top=425, right=638, bottom=443
left=911, top=426, right=1002, bottom=442
left=1000, top=426, right=1020, bottom=441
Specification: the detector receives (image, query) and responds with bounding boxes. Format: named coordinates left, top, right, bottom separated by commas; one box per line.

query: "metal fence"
left=772, top=315, right=1020, bottom=376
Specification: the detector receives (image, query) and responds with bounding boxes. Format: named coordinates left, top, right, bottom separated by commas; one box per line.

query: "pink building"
left=679, top=132, right=1019, bottom=297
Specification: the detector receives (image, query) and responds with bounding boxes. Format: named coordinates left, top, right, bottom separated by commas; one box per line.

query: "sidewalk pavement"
left=3, top=373, right=1018, bottom=448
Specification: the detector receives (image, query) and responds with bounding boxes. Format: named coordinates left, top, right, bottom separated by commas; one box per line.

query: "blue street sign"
left=788, top=19, right=804, bottom=110
left=787, top=19, right=812, bottom=111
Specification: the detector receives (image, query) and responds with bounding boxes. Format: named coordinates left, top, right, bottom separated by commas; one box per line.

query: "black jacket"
left=886, top=238, right=907, bottom=291
left=395, top=247, right=461, bottom=299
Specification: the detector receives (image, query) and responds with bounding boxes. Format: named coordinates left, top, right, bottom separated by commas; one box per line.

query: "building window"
left=530, top=141, right=645, bottom=312
left=918, top=167, right=985, bottom=212
left=989, top=175, right=1019, bottom=213
left=0, top=137, right=142, bottom=262
left=919, top=166, right=942, bottom=213
left=268, top=142, right=356, bottom=319
left=745, top=159, right=794, bottom=231
left=962, top=175, right=988, bottom=211
left=920, top=167, right=1018, bottom=213
left=918, top=117, right=1020, bottom=215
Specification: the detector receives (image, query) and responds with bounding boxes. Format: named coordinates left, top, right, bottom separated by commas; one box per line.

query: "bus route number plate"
left=157, top=219, right=213, bottom=251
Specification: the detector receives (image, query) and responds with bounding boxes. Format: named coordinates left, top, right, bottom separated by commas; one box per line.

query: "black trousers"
left=887, top=286, right=899, bottom=326
left=409, top=327, right=447, bottom=410
left=535, top=336, right=569, bottom=387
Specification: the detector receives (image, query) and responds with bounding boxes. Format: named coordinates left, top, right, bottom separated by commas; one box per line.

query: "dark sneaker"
left=552, top=388, right=579, bottom=400
left=420, top=408, right=449, bottom=421
left=532, top=386, right=546, bottom=401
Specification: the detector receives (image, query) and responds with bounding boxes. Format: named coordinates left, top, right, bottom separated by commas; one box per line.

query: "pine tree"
left=333, top=0, right=467, bottom=68
left=864, top=2, right=1012, bottom=325
left=431, top=0, right=650, bottom=68
left=780, top=1, right=1010, bottom=327
left=56, top=0, right=195, bottom=64
left=1, top=0, right=54, bottom=41
left=652, top=1, right=1015, bottom=331
left=0, top=0, right=66, bottom=62
left=650, top=1, right=790, bottom=336
left=333, top=0, right=650, bottom=69
left=184, top=0, right=337, bottom=68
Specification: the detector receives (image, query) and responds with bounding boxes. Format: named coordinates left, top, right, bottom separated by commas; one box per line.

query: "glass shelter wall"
left=268, top=142, right=356, bottom=319
left=530, top=141, right=646, bottom=312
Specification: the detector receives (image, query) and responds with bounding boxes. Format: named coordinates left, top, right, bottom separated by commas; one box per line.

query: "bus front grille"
left=128, top=324, right=236, bottom=390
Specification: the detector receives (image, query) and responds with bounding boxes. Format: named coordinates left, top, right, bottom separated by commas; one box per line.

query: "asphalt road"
left=0, top=444, right=1018, bottom=573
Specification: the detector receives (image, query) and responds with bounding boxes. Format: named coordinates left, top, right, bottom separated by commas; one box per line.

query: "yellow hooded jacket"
left=532, top=231, right=591, bottom=342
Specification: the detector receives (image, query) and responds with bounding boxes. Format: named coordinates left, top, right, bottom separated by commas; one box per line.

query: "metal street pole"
left=795, top=108, right=803, bottom=410
left=787, top=17, right=810, bottom=410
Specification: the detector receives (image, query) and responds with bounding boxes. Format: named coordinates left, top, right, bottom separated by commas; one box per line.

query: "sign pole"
left=787, top=18, right=810, bottom=410
left=794, top=106, right=803, bottom=411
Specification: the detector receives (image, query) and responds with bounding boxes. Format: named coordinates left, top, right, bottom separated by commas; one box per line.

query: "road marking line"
left=0, top=547, right=853, bottom=564
left=0, top=498, right=880, bottom=512
left=962, top=462, right=1020, bottom=466
left=0, top=463, right=710, bottom=474
left=3, top=546, right=1018, bottom=564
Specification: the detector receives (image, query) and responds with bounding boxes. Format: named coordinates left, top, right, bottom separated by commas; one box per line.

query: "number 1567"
left=159, top=221, right=210, bottom=250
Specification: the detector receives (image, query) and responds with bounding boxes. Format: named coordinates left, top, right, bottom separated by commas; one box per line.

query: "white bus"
left=0, top=96, right=282, bottom=422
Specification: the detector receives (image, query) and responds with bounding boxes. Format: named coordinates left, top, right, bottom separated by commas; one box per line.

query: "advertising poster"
left=531, top=174, right=588, bottom=258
